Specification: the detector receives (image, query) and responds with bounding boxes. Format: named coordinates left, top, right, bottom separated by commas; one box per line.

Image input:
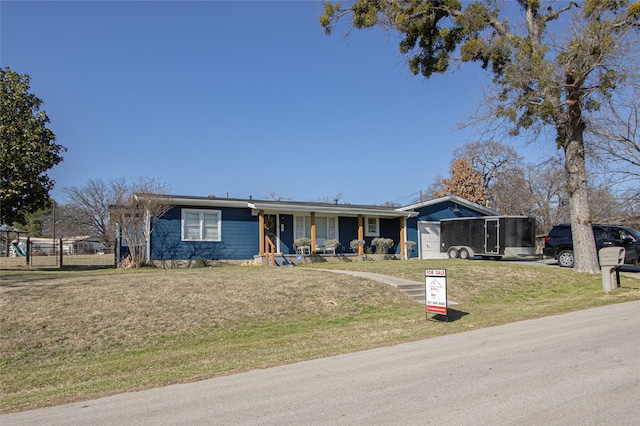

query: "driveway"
left=494, top=257, right=640, bottom=278
left=3, top=301, right=639, bottom=426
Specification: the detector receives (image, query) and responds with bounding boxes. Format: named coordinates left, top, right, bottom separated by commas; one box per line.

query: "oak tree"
left=435, top=158, right=487, bottom=205
left=321, top=0, right=640, bottom=273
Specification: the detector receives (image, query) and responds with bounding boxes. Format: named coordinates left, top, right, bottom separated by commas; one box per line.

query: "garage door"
left=419, top=221, right=445, bottom=259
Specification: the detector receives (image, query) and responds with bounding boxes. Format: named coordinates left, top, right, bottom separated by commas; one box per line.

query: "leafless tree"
left=452, top=141, right=523, bottom=195
left=63, top=178, right=126, bottom=247
left=587, top=84, right=640, bottom=210
left=109, top=177, right=170, bottom=267
left=485, top=158, right=569, bottom=233
left=264, top=190, right=292, bottom=202
left=422, top=175, right=446, bottom=201
left=313, top=192, right=345, bottom=204
left=63, top=176, right=170, bottom=266
left=488, top=166, right=535, bottom=215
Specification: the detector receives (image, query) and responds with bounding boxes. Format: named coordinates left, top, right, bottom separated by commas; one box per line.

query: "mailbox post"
left=598, top=247, right=625, bottom=292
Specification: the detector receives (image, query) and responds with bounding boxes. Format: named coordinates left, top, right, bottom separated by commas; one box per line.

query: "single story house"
left=116, top=194, right=499, bottom=265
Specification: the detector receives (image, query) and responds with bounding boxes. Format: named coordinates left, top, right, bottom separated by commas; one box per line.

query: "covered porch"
left=250, top=201, right=417, bottom=265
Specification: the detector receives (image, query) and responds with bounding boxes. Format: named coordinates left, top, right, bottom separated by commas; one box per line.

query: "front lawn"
left=1, top=260, right=638, bottom=413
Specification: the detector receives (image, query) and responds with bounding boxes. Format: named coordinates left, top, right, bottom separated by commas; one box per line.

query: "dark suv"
left=543, top=224, right=640, bottom=268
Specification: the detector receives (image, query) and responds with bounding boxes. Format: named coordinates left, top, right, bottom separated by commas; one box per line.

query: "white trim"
left=293, top=214, right=339, bottom=242
left=399, top=195, right=500, bottom=216
left=145, top=209, right=151, bottom=263
left=365, top=217, right=380, bottom=237
left=181, top=208, right=222, bottom=242
left=253, top=204, right=415, bottom=217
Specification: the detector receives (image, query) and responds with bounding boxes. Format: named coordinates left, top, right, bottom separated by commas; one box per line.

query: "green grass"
left=1, top=260, right=638, bottom=413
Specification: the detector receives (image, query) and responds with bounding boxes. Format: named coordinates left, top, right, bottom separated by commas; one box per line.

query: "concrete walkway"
left=308, top=269, right=458, bottom=305
left=309, top=268, right=423, bottom=288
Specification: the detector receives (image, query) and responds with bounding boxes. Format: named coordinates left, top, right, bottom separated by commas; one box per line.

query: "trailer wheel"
left=459, top=247, right=470, bottom=259
left=447, top=247, right=459, bottom=259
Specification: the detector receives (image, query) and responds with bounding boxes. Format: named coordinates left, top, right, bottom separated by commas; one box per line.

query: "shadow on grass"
left=428, top=308, right=469, bottom=323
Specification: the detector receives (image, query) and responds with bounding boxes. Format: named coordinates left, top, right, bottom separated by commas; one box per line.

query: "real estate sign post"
left=425, top=269, right=448, bottom=321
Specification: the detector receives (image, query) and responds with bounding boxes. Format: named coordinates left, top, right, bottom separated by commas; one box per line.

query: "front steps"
left=394, top=282, right=425, bottom=303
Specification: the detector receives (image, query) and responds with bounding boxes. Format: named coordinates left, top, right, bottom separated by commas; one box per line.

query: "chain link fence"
left=0, top=238, right=116, bottom=270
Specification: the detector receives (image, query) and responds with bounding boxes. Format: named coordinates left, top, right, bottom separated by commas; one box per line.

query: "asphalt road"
left=3, top=301, right=639, bottom=426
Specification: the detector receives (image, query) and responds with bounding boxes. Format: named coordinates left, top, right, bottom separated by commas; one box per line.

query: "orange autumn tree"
left=435, top=159, right=487, bottom=205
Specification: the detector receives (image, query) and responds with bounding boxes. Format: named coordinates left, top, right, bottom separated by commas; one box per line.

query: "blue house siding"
left=378, top=218, right=401, bottom=254
left=413, top=200, right=489, bottom=222
left=334, top=217, right=404, bottom=254
left=406, top=216, right=419, bottom=257
left=151, top=205, right=259, bottom=260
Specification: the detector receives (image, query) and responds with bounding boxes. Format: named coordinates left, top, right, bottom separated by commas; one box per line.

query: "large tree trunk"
left=562, top=70, right=600, bottom=274
left=563, top=135, right=600, bottom=274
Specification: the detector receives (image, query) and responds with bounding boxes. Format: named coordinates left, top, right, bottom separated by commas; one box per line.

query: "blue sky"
left=2, top=1, right=542, bottom=206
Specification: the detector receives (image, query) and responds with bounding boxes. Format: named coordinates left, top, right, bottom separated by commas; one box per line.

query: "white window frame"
left=181, top=209, right=222, bottom=242
left=294, top=215, right=339, bottom=241
left=365, top=216, right=380, bottom=237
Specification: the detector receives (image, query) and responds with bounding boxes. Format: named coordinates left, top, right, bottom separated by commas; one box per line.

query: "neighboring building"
left=114, top=194, right=498, bottom=265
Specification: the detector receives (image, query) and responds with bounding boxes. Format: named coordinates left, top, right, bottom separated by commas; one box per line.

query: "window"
left=294, top=215, right=338, bottom=241
left=182, top=209, right=221, bottom=241
left=365, top=217, right=379, bottom=237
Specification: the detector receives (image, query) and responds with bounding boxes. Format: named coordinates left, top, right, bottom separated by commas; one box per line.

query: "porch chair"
left=294, top=238, right=311, bottom=256
left=315, top=238, right=327, bottom=254
left=324, top=239, right=340, bottom=255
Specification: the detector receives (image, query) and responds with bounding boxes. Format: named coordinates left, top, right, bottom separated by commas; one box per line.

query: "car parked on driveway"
left=543, top=224, right=640, bottom=268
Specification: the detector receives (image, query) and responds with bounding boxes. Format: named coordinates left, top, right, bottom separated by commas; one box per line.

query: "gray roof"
left=135, top=193, right=417, bottom=218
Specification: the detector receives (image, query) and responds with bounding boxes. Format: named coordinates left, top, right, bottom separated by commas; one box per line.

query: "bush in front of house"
left=350, top=239, right=365, bottom=254
left=371, top=237, right=394, bottom=255
left=405, top=241, right=416, bottom=258
left=325, top=239, right=340, bottom=249
left=294, top=238, right=312, bottom=249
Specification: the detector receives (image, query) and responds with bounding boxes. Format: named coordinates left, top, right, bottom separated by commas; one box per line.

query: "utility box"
left=598, top=247, right=625, bottom=292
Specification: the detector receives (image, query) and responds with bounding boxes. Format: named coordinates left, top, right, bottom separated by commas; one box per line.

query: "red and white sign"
left=425, top=269, right=447, bottom=315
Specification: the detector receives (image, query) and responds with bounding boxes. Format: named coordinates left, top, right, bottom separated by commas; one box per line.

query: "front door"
left=485, top=218, right=500, bottom=254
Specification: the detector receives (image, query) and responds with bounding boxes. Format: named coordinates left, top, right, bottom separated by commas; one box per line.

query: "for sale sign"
left=425, top=269, right=447, bottom=316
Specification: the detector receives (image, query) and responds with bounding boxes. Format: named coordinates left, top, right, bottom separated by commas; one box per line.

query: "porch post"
left=357, top=214, right=364, bottom=255
left=400, top=217, right=406, bottom=257
left=310, top=212, right=316, bottom=254
left=259, top=210, right=265, bottom=255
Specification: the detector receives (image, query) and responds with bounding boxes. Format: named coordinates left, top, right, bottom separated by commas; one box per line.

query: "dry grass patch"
left=1, top=268, right=411, bottom=357
left=1, top=267, right=418, bottom=412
